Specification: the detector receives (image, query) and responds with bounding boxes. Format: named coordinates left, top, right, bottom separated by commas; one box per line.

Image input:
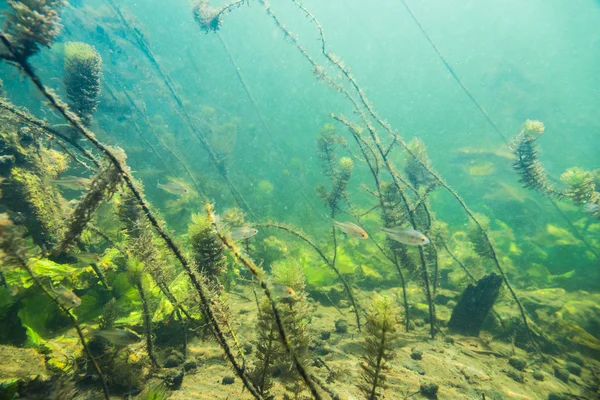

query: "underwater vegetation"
left=0, top=1, right=599, bottom=400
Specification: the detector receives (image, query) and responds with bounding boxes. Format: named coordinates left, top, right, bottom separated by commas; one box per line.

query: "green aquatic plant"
left=188, top=213, right=227, bottom=289
left=251, top=296, right=284, bottom=398
left=0, top=213, right=110, bottom=399
left=52, top=159, right=123, bottom=256
left=1, top=0, right=64, bottom=60
left=127, top=257, right=159, bottom=367
left=64, top=42, right=102, bottom=127
left=315, top=124, right=362, bottom=332
left=358, top=294, right=400, bottom=400
left=251, top=258, right=312, bottom=397
left=511, top=120, right=560, bottom=196
left=560, top=167, right=596, bottom=205
left=192, top=0, right=246, bottom=33
left=1, top=32, right=260, bottom=399
left=404, top=138, right=436, bottom=190
left=208, top=204, right=322, bottom=399
left=511, top=120, right=599, bottom=224
left=468, top=213, right=493, bottom=260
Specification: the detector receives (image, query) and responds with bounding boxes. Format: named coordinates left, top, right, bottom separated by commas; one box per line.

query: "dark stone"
left=448, top=273, right=503, bottom=336
left=222, top=376, right=235, bottom=385
left=508, top=356, right=527, bottom=371
left=334, top=319, right=348, bottom=334
left=553, top=366, right=570, bottom=383
left=315, top=345, right=330, bottom=356
left=183, top=360, right=197, bottom=372
left=410, top=349, right=423, bottom=360
left=443, top=336, right=455, bottom=344
left=419, top=382, right=439, bottom=398
left=320, top=330, right=331, bottom=340
left=163, top=350, right=184, bottom=368
left=507, top=370, right=525, bottom=383
left=243, top=343, right=253, bottom=355
left=565, top=362, right=581, bottom=376
left=532, top=370, right=544, bottom=381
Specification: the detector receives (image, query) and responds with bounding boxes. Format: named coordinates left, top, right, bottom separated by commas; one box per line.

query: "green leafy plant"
left=358, top=294, right=400, bottom=400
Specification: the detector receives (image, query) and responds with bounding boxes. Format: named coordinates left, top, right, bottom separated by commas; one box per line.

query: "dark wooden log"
left=448, top=273, right=503, bottom=336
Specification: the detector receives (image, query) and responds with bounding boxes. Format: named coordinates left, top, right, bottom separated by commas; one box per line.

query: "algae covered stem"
left=0, top=30, right=263, bottom=398
left=208, top=204, right=323, bottom=400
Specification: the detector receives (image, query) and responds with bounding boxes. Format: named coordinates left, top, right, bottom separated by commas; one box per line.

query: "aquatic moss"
left=64, top=42, right=102, bottom=127
left=560, top=167, right=595, bottom=205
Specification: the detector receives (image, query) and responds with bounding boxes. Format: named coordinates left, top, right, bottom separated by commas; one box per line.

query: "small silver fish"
left=47, top=282, right=81, bottom=309
left=92, top=328, right=142, bottom=346
left=270, top=281, right=297, bottom=304
left=583, top=202, right=599, bottom=214
left=334, top=221, right=368, bottom=239
left=50, top=176, right=91, bottom=191
left=382, top=227, right=430, bottom=246
left=157, top=181, right=189, bottom=196
left=230, top=227, right=258, bottom=240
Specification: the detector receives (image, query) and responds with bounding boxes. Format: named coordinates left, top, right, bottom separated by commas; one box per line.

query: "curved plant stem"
left=256, top=221, right=362, bottom=331
left=0, top=31, right=262, bottom=399
left=208, top=205, right=322, bottom=400
left=279, top=0, right=538, bottom=351
left=0, top=99, right=101, bottom=168
left=104, top=0, right=254, bottom=217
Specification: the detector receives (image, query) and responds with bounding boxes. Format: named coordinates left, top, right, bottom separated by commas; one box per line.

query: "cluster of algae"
left=0, top=1, right=598, bottom=400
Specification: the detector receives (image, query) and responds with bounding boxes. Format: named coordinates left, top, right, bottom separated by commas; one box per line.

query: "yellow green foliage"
left=560, top=167, right=596, bottom=204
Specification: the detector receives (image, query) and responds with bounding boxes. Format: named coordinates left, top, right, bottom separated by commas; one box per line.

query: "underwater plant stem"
left=393, top=252, right=411, bottom=331
left=123, top=91, right=208, bottom=201
left=256, top=222, right=362, bottom=332
left=15, top=256, right=110, bottom=399
left=0, top=33, right=262, bottom=398
left=401, top=0, right=598, bottom=263
left=136, top=281, right=159, bottom=368
left=215, top=32, right=320, bottom=213
left=0, top=99, right=101, bottom=168
left=208, top=205, right=322, bottom=400
left=335, top=117, right=436, bottom=338
left=105, top=0, right=254, bottom=216
left=368, top=331, right=387, bottom=400
left=398, top=0, right=507, bottom=145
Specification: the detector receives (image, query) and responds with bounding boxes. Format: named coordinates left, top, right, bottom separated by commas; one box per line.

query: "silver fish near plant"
left=92, top=328, right=142, bottom=346
left=382, top=227, right=430, bottom=246
left=157, top=181, right=189, bottom=196
left=47, top=282, right=81, bottom=309
left=230, top=227, right=258, bottom=240
left=50, top=176, right=92, bottom=191
left=334, top=221, right=368, bottom=239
